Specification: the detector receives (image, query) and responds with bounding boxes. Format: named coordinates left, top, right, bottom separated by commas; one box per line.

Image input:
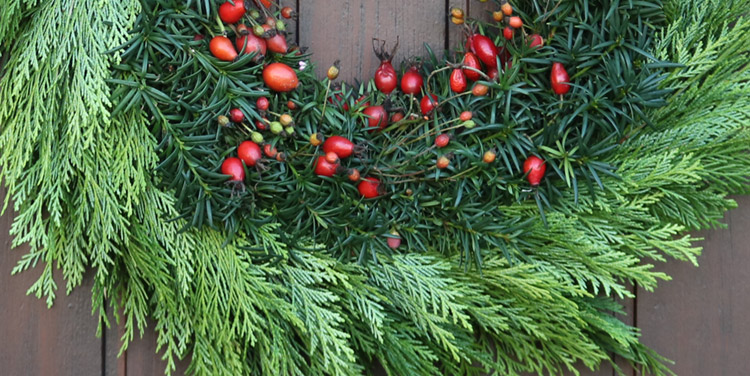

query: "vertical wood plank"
left=447, top=0, right=468, bottom=50
left=637, top=195, right=750, bottom=376
left=0, top=188, right=103, bottom=376
left=125, top=321, right=191, bottom=376
left=104, top=304, right=126, bottom=376
left=467, top=0, right=495, bottom=23
left=299, top=0, right=449, bottom=82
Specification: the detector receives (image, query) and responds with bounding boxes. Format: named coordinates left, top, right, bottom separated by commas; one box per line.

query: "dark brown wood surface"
left=0, top=187, right=102, bottom=376
left=1, top=2, right=749, bottom=376
left=637, top=196, right=750, bottom=376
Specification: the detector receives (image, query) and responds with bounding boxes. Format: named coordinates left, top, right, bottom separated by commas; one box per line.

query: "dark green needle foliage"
left=1, top=0, right=749, bottom=375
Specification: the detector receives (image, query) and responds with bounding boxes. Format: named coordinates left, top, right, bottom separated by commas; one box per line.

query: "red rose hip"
left=523, top=155, right=546, bottom=186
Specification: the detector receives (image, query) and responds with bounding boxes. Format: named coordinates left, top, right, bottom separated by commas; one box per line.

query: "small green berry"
left=270, top=121, right=284, bottom=135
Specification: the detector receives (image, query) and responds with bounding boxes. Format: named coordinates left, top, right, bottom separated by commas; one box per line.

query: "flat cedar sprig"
left=1, top=0, right=750, bottom=375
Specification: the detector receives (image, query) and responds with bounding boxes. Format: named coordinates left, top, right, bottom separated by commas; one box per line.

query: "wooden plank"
left=467, top=0, right=495, bottom=23
left=0, top=187, right=103, bottom=376
left=299, top=0, right=449, bottom=82
left=447, top=0, right=468, bottom=50
left=637, top=195, right=750, bottom=375
left=125, top=321, right=191, bottom=376
left=104, top=304, right=126, bottom=376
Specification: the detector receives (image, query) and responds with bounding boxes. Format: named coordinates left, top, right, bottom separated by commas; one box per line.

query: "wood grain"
left=0, top=187, right=103, bottom=376
left=299, top=0, right=450, bottom=82
left=637, top=196, right=750, bottom=376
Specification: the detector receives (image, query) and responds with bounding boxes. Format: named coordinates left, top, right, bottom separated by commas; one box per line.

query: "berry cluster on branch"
left=156, top=0, right=672, bottom=266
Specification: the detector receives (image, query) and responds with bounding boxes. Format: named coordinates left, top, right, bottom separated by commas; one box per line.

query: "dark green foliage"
left=118, top=0, right=676, bottom=270
left=1, top=0, right=750, bottom=375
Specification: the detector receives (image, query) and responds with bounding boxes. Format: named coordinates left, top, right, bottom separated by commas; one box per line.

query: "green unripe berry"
left=270, top=121, right=284, bottom=135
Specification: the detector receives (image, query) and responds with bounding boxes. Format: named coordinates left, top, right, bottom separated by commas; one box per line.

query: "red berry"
left=400, top=66, right=423, bottom=95
left=219, top=0, right=246, bottom=24
left=236, top=26, right=267, bottom=60
left=465, top=34, right=475, bottom=54
left=435, top=134, right=450, bottom=148
left=314, top=156, right=339, bottom=177
left=263, top=62, right=298, bottom=92
left=387, top=231, right=401, bottom=249
left=209, top=36, right=238, bottom=61
left=390, top=112, right=405, bottom=123
left=449, top=68, right=467, bottom=93
left=255, top=119, right=268, bottom=131
left=287, top=100, right=297, bottom=110
left=528, top=34, right=544, bottom=48
left=263, top=144, right=277, bottom=158
left=374, top=61, right=398, bottom=94
left=487, top=67, right=499, bottom=80
left=358, top=177, right=381, bottom=198
left=362, top=105, right=388, bottom=132
left=551, top=62, right=571, bottom=95
left=265, top=27, right=288, bottom=54
left=238, top=141, right=262, bottom=167
left=373, top=41, right=399, bottom=94
left=323, top=135, right=355, bottom=159
left=462, top=52, right=482, bottom=81
left=459, top=111, right=472, bottom=121
left=280, top=6, right=294, bottom=19
left=325, top=151, right=339, bottom=164
left=256, top=97, right=269, bottom=111
left=472, top=34, right=498, bottom=68
left=503, top=26, right=514, bottom=40
left=523, top=155, right=546, bottom=186
left=221, top=157, right=245, bottom=181
left=348, top=168, right=360, bottom=182
left=420, top=94, right=439, bottom=115
left=229, top=108, right=244, bottom=123
left=509, top=16, right=523, bottom=29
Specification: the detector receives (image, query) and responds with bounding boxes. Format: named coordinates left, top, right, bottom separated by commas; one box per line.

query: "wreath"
left=1, top=0, right=749, bottom=375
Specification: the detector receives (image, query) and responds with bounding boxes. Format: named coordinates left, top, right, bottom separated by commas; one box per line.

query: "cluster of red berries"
left=209, top=1, right=301, bottom=93
left=309, top=134, right=383, bottom=198
left=215, top=1, right=552, bottom=199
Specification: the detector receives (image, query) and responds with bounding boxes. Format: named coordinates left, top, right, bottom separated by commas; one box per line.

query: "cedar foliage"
left=0, top=0, right=749, bottom=375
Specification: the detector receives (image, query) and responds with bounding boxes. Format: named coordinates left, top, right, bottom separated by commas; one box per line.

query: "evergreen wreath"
left=1, top=0, right=749, bottom=374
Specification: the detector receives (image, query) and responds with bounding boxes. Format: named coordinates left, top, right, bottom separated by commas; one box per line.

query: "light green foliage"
left=1, top=0, right=750, bottom=375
